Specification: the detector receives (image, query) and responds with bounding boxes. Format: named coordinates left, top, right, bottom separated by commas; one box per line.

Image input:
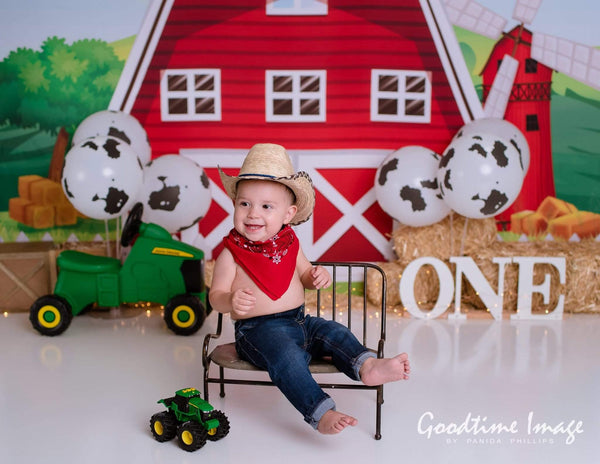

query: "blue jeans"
left=234, top=305, right=375, bottom=429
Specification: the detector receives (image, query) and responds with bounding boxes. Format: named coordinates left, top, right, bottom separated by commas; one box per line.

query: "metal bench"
left=202, top=262, right=387, bottom=439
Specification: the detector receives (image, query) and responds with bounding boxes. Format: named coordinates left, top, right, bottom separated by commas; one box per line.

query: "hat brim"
left=218, top=168, right=315, bottom=225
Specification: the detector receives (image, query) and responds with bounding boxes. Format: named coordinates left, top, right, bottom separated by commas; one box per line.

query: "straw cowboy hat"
left=218, top=143, right=315, bottom=225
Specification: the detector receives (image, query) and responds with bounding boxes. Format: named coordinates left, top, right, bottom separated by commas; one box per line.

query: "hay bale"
left=367, top=261, right=441, bottom=308
left=370, top=239, right=600, bottom=314
left=392, top=213, right=497, bottom=266
left=205, top=259, right=215, bottom=288
left=60, top=241, right=117, bottom=258
left=464, top=240, right=600, bottom=313
left=367, top=262, right=401, bottom=306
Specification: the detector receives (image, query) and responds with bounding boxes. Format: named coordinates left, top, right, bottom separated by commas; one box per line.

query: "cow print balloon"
left=437, top=129, right=525, bottom=219
left=375, top=146, right=450, bottom=227
left=141, top=155, right=211, bottom=234
left=453, top=117, right=530, bottom=174
left=62, top=136, right=144, bottom=220
left=72, top=110, right=152, bottom=165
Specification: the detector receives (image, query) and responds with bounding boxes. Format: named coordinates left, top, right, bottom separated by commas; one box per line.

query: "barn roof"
left=110, top=0, right=482, bottom=128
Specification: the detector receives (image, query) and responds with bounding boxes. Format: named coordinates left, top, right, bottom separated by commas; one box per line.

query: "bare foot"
left=360, top=353, right=410, bottom=386
left=317, top=410, right=358, bottom=434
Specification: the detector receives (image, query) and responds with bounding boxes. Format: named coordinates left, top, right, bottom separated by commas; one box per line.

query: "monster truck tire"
left=206, top=410, right=231, bottom=441
left=177, top=421, right=207, bottom=452
left=150, top=411, right=177, bottom=442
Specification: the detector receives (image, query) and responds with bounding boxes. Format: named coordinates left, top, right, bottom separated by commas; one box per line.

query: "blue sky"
left=1, top=0, right=599, bottom=60
left=0, top=0, right=151, bottom=59
left=476, top=0, right=600, bottom=46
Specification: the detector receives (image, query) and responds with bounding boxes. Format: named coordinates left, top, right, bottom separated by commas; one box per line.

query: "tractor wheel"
left=177, top=421, right=207, bottom=452
left=206, top=410, right=230, bottom=441
left=150, top=411, right=177, bottom=442
left=29, top=295, right=73, bottom=336
left=164, top=294, right=206, bottom=336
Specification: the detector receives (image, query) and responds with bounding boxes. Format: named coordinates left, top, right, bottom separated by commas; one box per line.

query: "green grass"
left=306, top=282, right=364, bottom=297
left=0, top=212, right=118, bottom=243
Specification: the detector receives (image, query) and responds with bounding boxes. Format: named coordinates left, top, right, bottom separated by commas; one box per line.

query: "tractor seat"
left=57, top=250, right=121, bottom=273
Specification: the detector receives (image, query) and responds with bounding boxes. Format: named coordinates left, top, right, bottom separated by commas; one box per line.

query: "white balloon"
left=62, top=136, right=144, bottom=220
left=141, top=155, right=212, bottom=233
left=438, top=129, right=525, bottom=219
left=453, top=117, right=530, bottom=174
left=72, top=110, right=152, bottom=165
left=375, top=146, right=451, bottom=227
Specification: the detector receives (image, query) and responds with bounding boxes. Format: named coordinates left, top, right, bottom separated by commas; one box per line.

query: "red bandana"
left=223, top=225, right=299, bottom=301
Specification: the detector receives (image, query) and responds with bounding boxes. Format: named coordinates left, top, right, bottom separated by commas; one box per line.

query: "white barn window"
left=266, top=70, right=326, bottom=122
left=371, top=69, right=431, bottom=123
left=160, top=69, right=221, bottom=121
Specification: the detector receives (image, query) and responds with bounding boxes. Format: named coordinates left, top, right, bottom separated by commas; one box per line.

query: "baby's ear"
left=284, top=205, right=298, bottom=224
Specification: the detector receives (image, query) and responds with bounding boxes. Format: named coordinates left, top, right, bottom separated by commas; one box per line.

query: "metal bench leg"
left=219, top=366, right=226, bottom=398
left=203, top=373, right=209, bottom=402
left=375, top=385, right=383, bottom=440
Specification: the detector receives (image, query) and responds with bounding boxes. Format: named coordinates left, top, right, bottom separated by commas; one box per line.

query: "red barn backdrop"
left=111, top=0, right=482, bottom=260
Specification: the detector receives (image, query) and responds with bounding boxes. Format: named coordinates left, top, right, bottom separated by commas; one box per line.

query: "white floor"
left=1, top=308, right=599, bottom=464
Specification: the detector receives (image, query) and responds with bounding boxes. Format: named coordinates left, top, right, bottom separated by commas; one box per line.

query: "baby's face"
left=233, top=180, right=297, bottom=242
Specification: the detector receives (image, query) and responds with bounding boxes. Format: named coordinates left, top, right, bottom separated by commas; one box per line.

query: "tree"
left=0, top=37, right=124, bottom=134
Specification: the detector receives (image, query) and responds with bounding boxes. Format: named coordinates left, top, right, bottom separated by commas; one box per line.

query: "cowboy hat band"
left=218, top=144, right=315, bottom=225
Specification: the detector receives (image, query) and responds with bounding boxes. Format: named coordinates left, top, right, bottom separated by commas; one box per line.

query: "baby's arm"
left=209, top=248, right=256, bottom=317
left=297, top=248, right=332, bottom=290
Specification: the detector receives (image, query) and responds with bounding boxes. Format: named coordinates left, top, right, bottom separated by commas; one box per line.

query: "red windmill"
left=442, top=0, right=600, bottom=227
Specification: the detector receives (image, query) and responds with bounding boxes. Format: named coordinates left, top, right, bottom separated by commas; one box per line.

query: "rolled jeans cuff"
left=353, top=350, right=377, bottom=380
left=307, top=396, right=336, bottom=429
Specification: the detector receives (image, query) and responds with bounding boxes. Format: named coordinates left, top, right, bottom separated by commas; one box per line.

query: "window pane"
left=378, top=98, right=398, bottom=115
left=168, top=75, right=187, bottom=91
left=406, top=76, right=425, bottom=93
left=378, top=75, right=398, bottom=92
left=405, top=99, right=425, bottom=116
left=273, top=76, right=293, bottom=92
left=168, top=98, right=188, bottom=114
left=273, top=99, right=293, bottom=115
left=525, top=58, right=538, bottom=74
left=300, top=99, right=319, bottom=115
left=300, top=75, right=320, bottom=92
left=195, top=98, right=215, bottom=114
left=526, top=114, right=539, bottom=131
left=195, top=74, right=214, bottom=91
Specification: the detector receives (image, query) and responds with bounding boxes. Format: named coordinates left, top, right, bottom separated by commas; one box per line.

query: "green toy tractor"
left=29, top=203, right=209, bottom=336
left=150, top=387, right=230, bottom=452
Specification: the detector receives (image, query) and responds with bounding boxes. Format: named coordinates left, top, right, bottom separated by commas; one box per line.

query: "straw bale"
left=392, top=213, right=497, bottom=266
left=367, top=261, right=441, bottom=308
left=205, top=259, right=215, bottom=288
left=367, top=262, right=401, bottom=307
left=369, top=240, right=600, bottom=315
left=464, top=240, right=600, bottom=313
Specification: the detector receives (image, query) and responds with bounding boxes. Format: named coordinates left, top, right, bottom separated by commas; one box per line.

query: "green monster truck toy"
left=150, top=388, right=230, bottom=452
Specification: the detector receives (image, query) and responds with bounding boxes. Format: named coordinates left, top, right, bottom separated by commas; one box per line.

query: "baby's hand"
left=231, top=288, right=256, bottom=317
left=311, top=266, right=332, bottom=289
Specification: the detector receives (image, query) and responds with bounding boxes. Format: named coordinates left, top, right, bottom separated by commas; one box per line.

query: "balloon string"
left=104, top=219, right=111, bottom=257
left=459, top=217, right=469, bottom=256
left=116, top=215, right=121, bottom=260
left=449, top=211, right=454, bottom=258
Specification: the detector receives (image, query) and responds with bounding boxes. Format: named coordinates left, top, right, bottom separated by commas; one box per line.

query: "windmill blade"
left=441, top=0, right=507, bottom=39
left=532, top=32, right=600, bottom=91
left=484, top=54, right=519, bottom=118
left=512, top=0, right=543, bottom=25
